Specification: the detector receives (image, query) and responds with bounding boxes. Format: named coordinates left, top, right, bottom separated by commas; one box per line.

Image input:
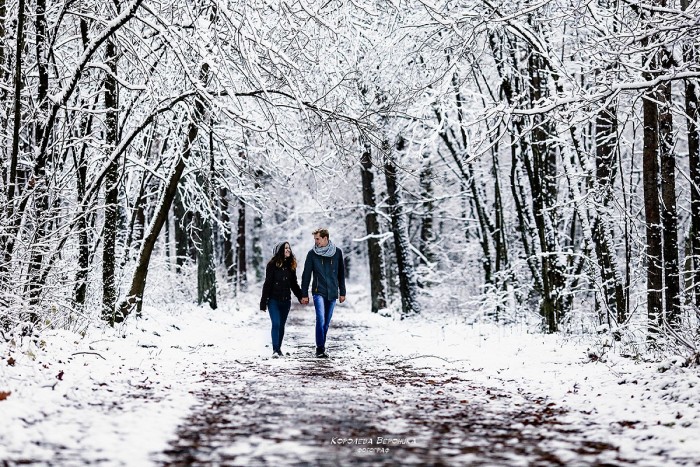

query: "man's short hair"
left=313, top=228, right=329, bottom=239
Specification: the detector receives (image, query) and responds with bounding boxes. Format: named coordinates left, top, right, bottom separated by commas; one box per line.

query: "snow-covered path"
left=3, top=288, right=700, bottom=465
left=158, top=309, right=627, bottom=466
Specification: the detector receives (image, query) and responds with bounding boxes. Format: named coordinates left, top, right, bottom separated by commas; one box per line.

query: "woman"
left=260, top=241, right=303, bottom=358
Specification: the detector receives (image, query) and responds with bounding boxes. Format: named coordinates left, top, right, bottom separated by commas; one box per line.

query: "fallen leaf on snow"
left=0, top=391, right=11, bottom=401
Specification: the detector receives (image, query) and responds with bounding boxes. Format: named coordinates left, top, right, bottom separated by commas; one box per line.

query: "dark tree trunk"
left=643, top=57, right=664, bottom=334
left=197, top=208, right=217, bottom=309
left=73, top=103, right=96, bottom=308
left=685, top=36, right=700, bottom=306
left=6, top=0, right=24, bottom=221
left=593, top=104, right=627, bottom=325
left=196, top=129, right=217, bottom=309
left=528, top=50, right=566, bottom=333
left=2, top=0, right=25, bottom=276
left=25, top=0, right=51, bottom=311
left=173, top=188, right=189, bottom=272
left=73, top=19, right=94, bottom=309
left=252, top=213, right=264, bottom=282
left=102, top=32, right=119, bottom=322
left=418, top=150, right=435, bottom=267
left=491, top=143, right=508, bottom=276
left=360, top=141, right=387, bottom=313
left=659, top=48, right=680, bottom=327
left=250, top=169, right=264, bottom=282
left=511, top=129, right=543, bottom=292
left=385, top=137, right=420, bottom=316
left=236, top=199, right=247, bottom=290
left=220, top=187, right=234, bottom=277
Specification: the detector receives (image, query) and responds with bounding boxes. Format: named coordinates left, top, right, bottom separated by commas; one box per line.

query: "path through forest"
left=157, top=308, right=634, bottom=466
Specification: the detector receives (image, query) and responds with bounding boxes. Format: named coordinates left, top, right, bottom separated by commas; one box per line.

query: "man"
left=301, top=228, right=346, bottom=358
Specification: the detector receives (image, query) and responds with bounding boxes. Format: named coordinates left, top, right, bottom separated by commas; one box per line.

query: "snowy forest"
left=1, top=0, right=699, bottom=350
left=3, top=0, right=700, bottom=465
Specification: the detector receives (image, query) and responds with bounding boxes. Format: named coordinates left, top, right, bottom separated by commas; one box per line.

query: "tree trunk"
left=196, top=207, right=217, bottom=309
left=2, top=0, right=25, bottom=274
left=252, top=213, right=264, bottom=282
left=385, top=137, right=420, bottom=315
left=360, top=141, right=387, bottom=313
left=73, top=102, right=96, bottom=308
left=196, top=129, right=217, bottom=309
left=102, top=31, right=119, bottom=322
left=173, top=188, right=189, bottom=272
left=73, top=19, right=95, bottom=308
left=643, top=57, right=664, bottom=334
left=6, top=0, right=24, bottom=219
left=658, top=53, right=680, bottom=328
left=220, top=187, right=234, bottom=277
left=25, top=0, right=52, bottom=311
left=593, top=104, right=627, bottom=325
left=528, top=50, right=566, bottom=333
left=491, top=142, right=508, bottom=277
left=236, top=199, right=247, bottom=290
left=685, top=29, right=700, bottom=306
left=418, top=149, right=435, bottom=267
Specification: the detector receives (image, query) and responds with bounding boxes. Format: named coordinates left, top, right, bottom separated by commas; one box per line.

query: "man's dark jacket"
left=301, top=249, right=346, bottom=301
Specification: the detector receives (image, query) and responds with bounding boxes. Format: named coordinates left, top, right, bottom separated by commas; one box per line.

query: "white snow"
left=1, top=283, right=700, bottom=465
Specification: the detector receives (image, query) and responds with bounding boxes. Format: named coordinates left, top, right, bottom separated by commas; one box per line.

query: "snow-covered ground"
left=1, top=284, right=699, bottom=465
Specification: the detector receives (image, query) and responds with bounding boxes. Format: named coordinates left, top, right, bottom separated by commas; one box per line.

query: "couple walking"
left=259, top=228, right=346, bottom=358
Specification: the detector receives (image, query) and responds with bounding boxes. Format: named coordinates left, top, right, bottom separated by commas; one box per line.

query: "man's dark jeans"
left=313, top=294, right=336, bottom=353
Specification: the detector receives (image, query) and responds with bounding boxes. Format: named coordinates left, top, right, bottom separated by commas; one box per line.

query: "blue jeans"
left=313, top=295, right=336, bottom=352
left=268, top=299, right=291, bottom=353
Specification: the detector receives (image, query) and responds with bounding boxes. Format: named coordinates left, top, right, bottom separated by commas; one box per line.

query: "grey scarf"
left=314, top=240, right=337, bottom=257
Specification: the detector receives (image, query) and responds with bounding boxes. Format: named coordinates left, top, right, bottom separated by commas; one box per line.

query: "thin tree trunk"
left=360, top=141, right=387, bottom=313
left=593, top=104, right=627, bottom=325
left=2, top=0, right=25, bottom=274
left=252, top=213, right=264, bottom=282
left=491, top=141, right=508, bottom=276
left=643, top=54, right=664, bottom=335
left=418, top=149, right=435, bottom=267
left=220, top=187, right=234, bottom=277
left=0, top=0, right=6, bottom=169
left=73, top=18, right=94, bottom=309
left=659, top=47, right=680, bottom=327
left=102, top=31, right=119, bottom=321
left=25, top=0, right=51, bottom=311
left=73, top=103, right=96, bottom=308
left=197, top=206, right=217, bottom=309
left=528, top=50, right=566, bottom=333
left=685, top=27, right=700, bottom=306
left=385, top=137, right=420, bottom=315
left=196, top=128, right=217, bottom=309
left=173, top=187, right=189, bottom=272
left=236, top=199, right=247, bottom=290
left=6, top=0, right=24, bottom=217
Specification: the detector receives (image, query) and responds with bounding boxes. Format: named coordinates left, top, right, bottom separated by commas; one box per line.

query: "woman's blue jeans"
left=313, top=294, right=336, bottom=352
left=268, top=298, right=291, bottom=353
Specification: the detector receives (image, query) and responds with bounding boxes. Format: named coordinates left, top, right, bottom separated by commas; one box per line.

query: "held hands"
left=297, top=296, right=343, bottom=304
